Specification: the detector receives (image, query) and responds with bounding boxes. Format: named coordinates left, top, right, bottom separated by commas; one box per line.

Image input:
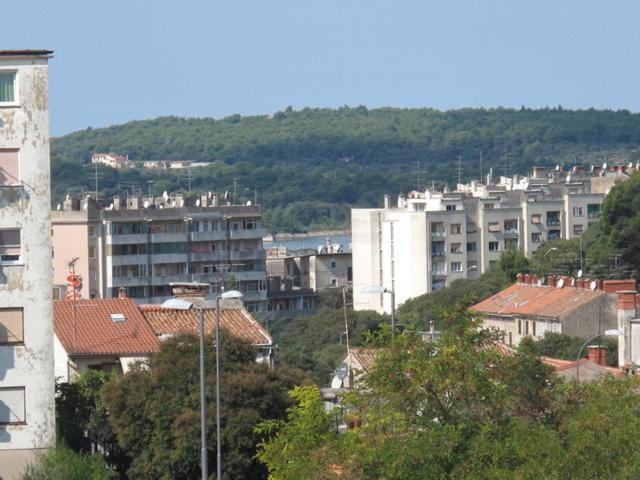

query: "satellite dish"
left=159, top=204, right=164, bottom=209
left=537, top=279, right=544, bottom=287
left=143, top=200, right=149, bottom=208
left=636, top=162, right=640, bottom=170
left=208, top=191, right=212, bottom=199
left=565, top=174, right=571, bottom=183
left=577, top=269, right=583, bottom=278
left=56, top=204, right=61, bottom=211
left=171, top=200, right=176, bottom=207
left=571, top=278, right=576, bottom=287
left=196, top=199, right=201, bottom=207
left=555, top=165, right=560, bottom=171
left=108, top=203, right=113, bottom=210
left=602, top=161, right=608, bottom=170
left=331, top=376, right=343, bottom=389
left=179, top=199, right=185, bottom=207
left=629, top=162, right=634, bottom=169
left=163, top=191, right=169, bottom=201
left=556, top=278, right=565, bottom=288
left=336, top=362, right=349, bottom=380
left=83, top=202, right=88, bottom=211
left=590, top=280, right=597, bottom=291
left=246, top=200, right=251, bottom=206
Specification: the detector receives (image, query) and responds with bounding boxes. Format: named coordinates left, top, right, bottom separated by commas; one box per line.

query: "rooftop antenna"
left=413, top=161, right=424, bottom=191
left=457, top=155, right=462, bottom=186
left=479, top=150, right=483, bottom=184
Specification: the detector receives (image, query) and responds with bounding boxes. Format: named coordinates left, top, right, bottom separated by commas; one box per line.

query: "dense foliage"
left=101, top=333, right=309, bottom=480
left=269, top=306, right=386, bottom=385
left=257, top=311, right=640, bottom=479
left=397, top=248, right=529, bottom=329
left=21, top=446, right=115, bottom=480
left=51, top=107, right=640, bottom=232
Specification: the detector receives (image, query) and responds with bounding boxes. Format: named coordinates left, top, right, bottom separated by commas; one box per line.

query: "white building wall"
left=352, top=209, right=384, bottom=312
left=0, top=52, right=55, bottom=479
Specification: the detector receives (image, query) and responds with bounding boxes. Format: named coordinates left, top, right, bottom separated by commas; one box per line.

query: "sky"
left=4, top=0, right=640, bottom=136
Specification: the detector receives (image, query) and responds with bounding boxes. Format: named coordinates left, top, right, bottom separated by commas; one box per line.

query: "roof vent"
left=111, top=313, right=126, bottom=322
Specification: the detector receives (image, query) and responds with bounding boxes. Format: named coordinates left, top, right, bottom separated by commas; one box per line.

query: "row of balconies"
left=110, top=249, right=265, bottom=265
left=107, top=228, right=267, bottom=245
left=110, top=269, right=267, bottom=287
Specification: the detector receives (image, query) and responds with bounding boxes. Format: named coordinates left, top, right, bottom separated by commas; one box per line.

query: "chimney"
left=516, top=272, right=524, bottom=283
left=575, top=278, right=584, bottom=289
left=118, top=287, right=128, bottom=299
left=546, top=275, right=555, bottom=287
left=618, top=290, right=637, bottom=367
left=384, top=194, right=390, bottom=209
left=531, top=274, right=539, bottom=285
left=170, top=282, right=208, bottom=299
left=603, top=279, right=637, bottom=294
left=587, top=345, right=608, bottom=366
left=523, top=273, right=531, bottom=284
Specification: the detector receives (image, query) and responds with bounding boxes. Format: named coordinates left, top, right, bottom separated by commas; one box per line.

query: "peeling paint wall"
left=0, top=53, right=55, bottom=480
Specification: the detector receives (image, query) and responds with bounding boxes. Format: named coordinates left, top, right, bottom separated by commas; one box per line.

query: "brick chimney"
left=118, top=287, right=128, bottom=299
left=531, top=274, right=539, bottom=285
left=523, top=273, right=531, bottom=284
left=618, top=291, right=637, bottom=367
left=546, top=275, right=555, bottom=287
left=587, top=345, right=608, bottom=366
left=603, top=279, right=637, bottom=294
left=516, top=272, right=524, bottom=283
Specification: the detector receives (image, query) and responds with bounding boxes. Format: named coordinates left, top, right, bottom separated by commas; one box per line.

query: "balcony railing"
left=504, top=229, right=519, bottom=238
left=431, top=231, right=447, bottom=237
left=432, top=271, right=447, bottom=277
left=431, top=250, right=446, bottom=257
left=547, top=219, right=561, bottom=226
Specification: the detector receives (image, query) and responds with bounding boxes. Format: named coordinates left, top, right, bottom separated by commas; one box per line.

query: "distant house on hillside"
left=53, top=297, right=160, bottom=382
left=91, top=152, right=129, bottom=168
left=140, top=304, right=275, bottom=365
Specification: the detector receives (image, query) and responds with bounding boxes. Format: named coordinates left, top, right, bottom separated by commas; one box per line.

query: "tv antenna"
left=457, top=155, right=462, bottom=185
left=413, top=161, right=424, bottom=191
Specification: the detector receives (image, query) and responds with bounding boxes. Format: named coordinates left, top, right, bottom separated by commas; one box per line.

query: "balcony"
left=432, top=270, right=447, bottom=278
left=110, top=254, right=149, bottom=266
left=431, top=231, right=447, bottom=238
left=587, top=212, right=600, bottom=219
left=107, top=233, right=148, bottom=245
left=189, top=251, right=230, bottom=262
left=547, top=220, right=561, bottom=227
left=431, top=250, right=446, bottom=257
left=190, top=231, right=228, bottom=242
left=231, top=270, right=267, bottom=282
left=504, top=229, right=519, bottom=238
left=110, top=276, right=149, bottom=287
left=150, top=232, right=188, bottom=243
left=228, top=228, right=267, bottom=240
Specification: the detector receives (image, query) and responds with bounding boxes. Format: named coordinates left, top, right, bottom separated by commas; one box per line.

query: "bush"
left=21, top=446, right=115, bottom=480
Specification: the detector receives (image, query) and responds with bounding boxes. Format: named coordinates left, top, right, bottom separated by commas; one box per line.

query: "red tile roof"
left=471, top=283, right=605, bottom=319
left=140, top=305, right=273, bottom=346
left=54, top=299, right=160, bottom=355
left=542, top=357, right=622, bottom=382
left=348, top=348, right=379, bottom=372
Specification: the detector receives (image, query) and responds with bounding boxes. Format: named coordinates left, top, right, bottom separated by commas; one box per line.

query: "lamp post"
left=575, top=329, right=622, bottom=382
left=215, top=289, right=243, bottom=480
left=362, top=285, right=395, bottom=338
left=162, top=288, right=242, bottom=480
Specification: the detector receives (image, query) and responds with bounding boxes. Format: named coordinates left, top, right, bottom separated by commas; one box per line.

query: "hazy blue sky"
left=5, top=1, right=640, bottom=135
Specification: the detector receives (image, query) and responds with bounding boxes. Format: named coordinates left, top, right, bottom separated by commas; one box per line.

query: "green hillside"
left=51, top=107, right=640, bottom=233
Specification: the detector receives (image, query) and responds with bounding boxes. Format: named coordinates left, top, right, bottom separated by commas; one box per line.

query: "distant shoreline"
left=263, top=229, right=350, bottom=242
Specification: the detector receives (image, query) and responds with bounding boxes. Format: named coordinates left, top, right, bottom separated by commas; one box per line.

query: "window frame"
left=0, top=228, right=21, bottom=265
left=0, top=149, right=21, bottom=187
left=0, top=307, right=24, bottom=346
left=0, top=70, right=18, bottom=107
left=488, top=241, right=499, bottom=252
left=0, top=386, right=26, bottom=425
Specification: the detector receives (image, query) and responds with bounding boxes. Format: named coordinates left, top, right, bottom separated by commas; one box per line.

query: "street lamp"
left=543, top=247, right=559, bottom=258
left=161, top=289, right=242, bottom=480
left=575, top=329, right=623, bottom=382
left=215, top=289, right=243, bottom=480
left=362, top=285, right=395, bottom=337
left=466, top=265, right=478, bottom=273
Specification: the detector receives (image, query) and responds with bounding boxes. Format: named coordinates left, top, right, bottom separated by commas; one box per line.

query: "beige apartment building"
left=353, top=166, right=630, bottom=314
left=0, top=50, right=56, bottom=479
left=51, top=193, right=268, bottom=312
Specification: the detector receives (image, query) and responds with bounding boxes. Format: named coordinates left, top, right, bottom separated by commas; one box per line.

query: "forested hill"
left=51, top=107, right=640, bottom=233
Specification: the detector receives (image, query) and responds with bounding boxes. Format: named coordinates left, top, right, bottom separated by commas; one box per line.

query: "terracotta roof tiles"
left=54, top=298, right=160, bottom=355
left=140, top=305, right=273, bottom=346
left=471, top=283, right=604, bottom=319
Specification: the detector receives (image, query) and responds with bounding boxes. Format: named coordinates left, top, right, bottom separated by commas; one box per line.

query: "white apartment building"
left=51, top=193, right=268, bottom=311
left=91, top=152, right=129, bottom=168
left=0, top=50, right=55, bottom=479
left=353, top=166, right=630, bottom=314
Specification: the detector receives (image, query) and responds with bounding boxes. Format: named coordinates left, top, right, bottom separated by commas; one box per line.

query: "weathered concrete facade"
left=0, top=51, right=55, bottom=479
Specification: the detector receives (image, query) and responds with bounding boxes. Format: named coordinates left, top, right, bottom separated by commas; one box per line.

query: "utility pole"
left=479, top=150, right=483, bottom=184
left=414, top=161, right=424, bottom=191
left=457, top=155, right=462, bottom=185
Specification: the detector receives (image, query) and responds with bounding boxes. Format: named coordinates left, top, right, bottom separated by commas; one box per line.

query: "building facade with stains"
left=0, top=50, right=55, bottom=479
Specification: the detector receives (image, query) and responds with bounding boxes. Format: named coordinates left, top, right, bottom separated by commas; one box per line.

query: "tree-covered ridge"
left=51, top=107, right=640, bottom=232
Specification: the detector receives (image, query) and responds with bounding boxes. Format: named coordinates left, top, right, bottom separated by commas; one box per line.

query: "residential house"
left=53, top=296, right=160, bottom=383
left=140, top=303, right=275, bottom=365
left=91, top=152, right=129, bottom=168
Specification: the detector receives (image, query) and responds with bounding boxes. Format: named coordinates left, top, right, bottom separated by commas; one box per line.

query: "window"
left=588, top=204, right=601, bottom=218
left=467, top=242, right=477, bottom=252
left=450, top=243, right=462, bottom=254
left=244, top=220, right=258, bottom=230
left=446, top=204, right=457, bottom=211
left=508, top=332, right=513, bottom=346
left=573, top=224, right=584, bottom=236
left=531, top=214, right=541, bottom=224
left=0, top=387, right=26, bottom=425
left=573, top=206, right=583, bottom=217
left=518, top=319, right=522, bottom=335
left=0, top=149, right=19, bottom=186
left=450, top=224, right=461, bottom=234
left=88, top=246, right=96, bottom=259
left=330, top=261, right=336, bottom=268
left=548, top=230, right=561, bottom=240
left=88, top=225, right=95, bottom=236
left=0, top=72, right=16, bottom=103
left=0, top=308, right=23, bottom=345
left=0, top=229, right=21, bottom=264
left=451, top=262, right=462, bottom=272
left=525, top=321, right=529, bottom=335
left=532, top=232, right=542, bottom=243
left=489, top=241, right=499, bottom=252
left=547, top=211, right=561, bottom=226
left=331, top=278, right=337, bottom=286
left=488, top=222, right=500, bottom=233
left=532, top=321, right=537, bottom=337
left=484, top=203, right=494, bottom=209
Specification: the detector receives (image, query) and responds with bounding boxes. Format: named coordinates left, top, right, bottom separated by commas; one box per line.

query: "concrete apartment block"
left=352, top=168, right=628, bottom=314
left=0, top=50, right=55, bottom=480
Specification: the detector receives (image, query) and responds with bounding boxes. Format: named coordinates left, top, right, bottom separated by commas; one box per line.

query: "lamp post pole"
left=390, top=289, right=396, bottom=339
left=215, top=296, right=222, bottom=480
left=198, top=305, right=208, bottom=480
